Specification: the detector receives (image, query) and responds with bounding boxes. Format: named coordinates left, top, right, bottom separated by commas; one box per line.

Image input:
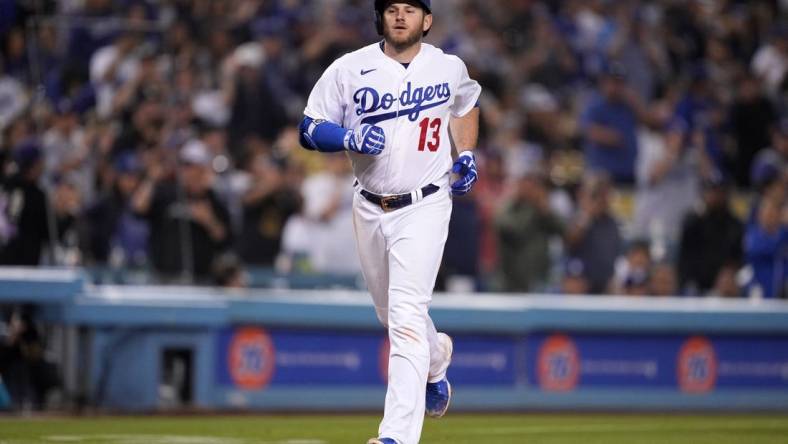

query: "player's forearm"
left=298, top=116, right=348, bottom=152
left=298, top=116, right=385, bottom=155
left=449, top=107, right=479, bottom=151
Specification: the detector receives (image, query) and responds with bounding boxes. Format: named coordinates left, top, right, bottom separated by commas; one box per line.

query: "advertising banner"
left=527, top=333, right=788, bottom=393
left=215, top=327, right=518, bottom=390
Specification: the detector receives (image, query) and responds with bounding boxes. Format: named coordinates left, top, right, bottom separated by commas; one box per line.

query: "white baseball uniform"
left=304, top=41, right=481, bottom=444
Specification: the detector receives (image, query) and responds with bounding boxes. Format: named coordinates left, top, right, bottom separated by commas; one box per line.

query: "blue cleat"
left=426, top=332, right=453, bottom=418
left=367, top=439, right=397, bottom=444
left=425, top=378, right=452, bottom=418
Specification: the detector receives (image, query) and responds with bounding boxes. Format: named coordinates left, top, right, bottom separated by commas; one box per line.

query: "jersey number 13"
left=417, top=117, right=442, bottom=152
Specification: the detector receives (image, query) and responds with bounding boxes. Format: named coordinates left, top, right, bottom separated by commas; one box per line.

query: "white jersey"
left=304, top=42, right=481, bottom=194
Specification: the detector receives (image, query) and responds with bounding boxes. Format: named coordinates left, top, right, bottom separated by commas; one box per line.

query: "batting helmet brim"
left=375, top=0, right=431, bottom=15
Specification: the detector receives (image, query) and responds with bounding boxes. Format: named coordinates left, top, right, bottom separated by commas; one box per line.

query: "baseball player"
left=298, top=1, right=481, bottom=443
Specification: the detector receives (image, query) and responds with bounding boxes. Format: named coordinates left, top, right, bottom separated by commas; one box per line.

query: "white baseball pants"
left=352, top=186, right=452, bottom=444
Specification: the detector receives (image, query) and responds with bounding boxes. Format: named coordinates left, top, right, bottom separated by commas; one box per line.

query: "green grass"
left=1, top=414, right=787, bottom=443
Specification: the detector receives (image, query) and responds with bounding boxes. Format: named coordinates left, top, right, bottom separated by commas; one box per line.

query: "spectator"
left=743, top=197, right=787, bottom=299
left=211, top=253, right=247, bottom=289
left=730, top=74, right=777, bottom=187
left=622, top=268, right=650, bottom=297
left=750, top=119, right=788, bottom=191
left=559, top=257, right=590, bottom=295
left=650, top=262, right=679, bottom=297
left=281, top=153, right=359, bottom=275
left=50, top=174, right=83, bottom=266
left=0, top=142, right=51, bottom=265
left=0, top=59, right=28, bottom=133
left=612, top=239, right=652, bottom=295
left=677, top=175, right=743, bottom=295
left=751, top=25, right=788, bottom=98
left=495, top=170, right=564, bottom=292
left=41, top=100, right=93, bottom=203
left=251, top=16, right=304, bottom=120
left=565, top=173, right=622, bottom=294
left=440, top=192, right=481, bottom=291
left=579, top=62, right=639, bottom=184
left=238, top=151, right=300, bottom=266
left=89, top=31, right=143, bottom=119
left=82, top=152, right=149, bottom=268
left=223, top=41, right=288, bottom=159
left=748, top=165, right=788, bottom=230
left=472, top=150, right=507, bottom=280
left=707, top=262, right=742, bottom=298
left=0, top=306, right=60, bottom=410
left=607, top=5, right=670, bottom=102
left=632, top=84, right=711, bottom=249
left=132, top=140, right=232, bottom=283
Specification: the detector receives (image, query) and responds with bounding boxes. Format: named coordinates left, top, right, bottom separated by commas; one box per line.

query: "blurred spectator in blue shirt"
left=744, top=197, right=787, bottom=299
left=579, top=62, right=638, bottom=184
left=665, top=67, right=725, bottom=183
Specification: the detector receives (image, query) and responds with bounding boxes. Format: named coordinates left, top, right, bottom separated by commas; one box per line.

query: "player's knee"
left=389, top=325, right=430, bottom=358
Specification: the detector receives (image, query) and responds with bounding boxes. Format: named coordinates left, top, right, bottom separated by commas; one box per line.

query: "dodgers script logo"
left=677, top=336, right=717, bottom=393
left=537, top=334, right=580, bottom=392
left=228, top=327, right=276, bottom=390
left=354, top=81, right=451, bottom=125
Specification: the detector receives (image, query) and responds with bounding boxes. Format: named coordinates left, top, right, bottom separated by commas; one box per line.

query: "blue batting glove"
left=450, top=150, right=478, bottom=196
left=346, top=124, right=385, bottom=155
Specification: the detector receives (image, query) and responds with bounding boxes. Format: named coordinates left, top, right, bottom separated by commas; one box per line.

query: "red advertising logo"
left=228, top=327, right=275, bottom=390
left=537, top=334, right=580, bottom=392
left=677, top=336, right=717, bottom=393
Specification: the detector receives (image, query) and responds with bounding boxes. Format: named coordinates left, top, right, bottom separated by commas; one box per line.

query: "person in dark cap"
left=677, top=173, right=744, bottom=295
left=0, top=141, right=52, bottom=265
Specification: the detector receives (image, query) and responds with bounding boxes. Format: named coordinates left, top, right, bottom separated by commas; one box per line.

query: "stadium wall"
left=2, top=268, right=788, bottom=412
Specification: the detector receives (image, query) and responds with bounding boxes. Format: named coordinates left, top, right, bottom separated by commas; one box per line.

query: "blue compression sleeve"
left=298, top=116, right=349, bottom=153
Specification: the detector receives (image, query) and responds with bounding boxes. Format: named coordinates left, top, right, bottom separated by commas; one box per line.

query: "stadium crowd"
left=0, top=0, right=785, bottom=298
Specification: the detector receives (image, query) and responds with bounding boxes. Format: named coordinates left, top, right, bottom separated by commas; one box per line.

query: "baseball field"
left=1, top=413, right=787, bottom=444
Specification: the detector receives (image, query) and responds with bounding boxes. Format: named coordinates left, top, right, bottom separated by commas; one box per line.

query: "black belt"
left=356, top=182, right=440, bottom=212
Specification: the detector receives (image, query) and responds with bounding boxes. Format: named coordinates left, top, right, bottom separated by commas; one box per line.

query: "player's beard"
left=383, top=21, right=424, bottom=52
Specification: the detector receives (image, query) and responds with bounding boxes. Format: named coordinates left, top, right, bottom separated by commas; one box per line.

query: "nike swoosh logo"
left=360, top=68, right=377, bottom=75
